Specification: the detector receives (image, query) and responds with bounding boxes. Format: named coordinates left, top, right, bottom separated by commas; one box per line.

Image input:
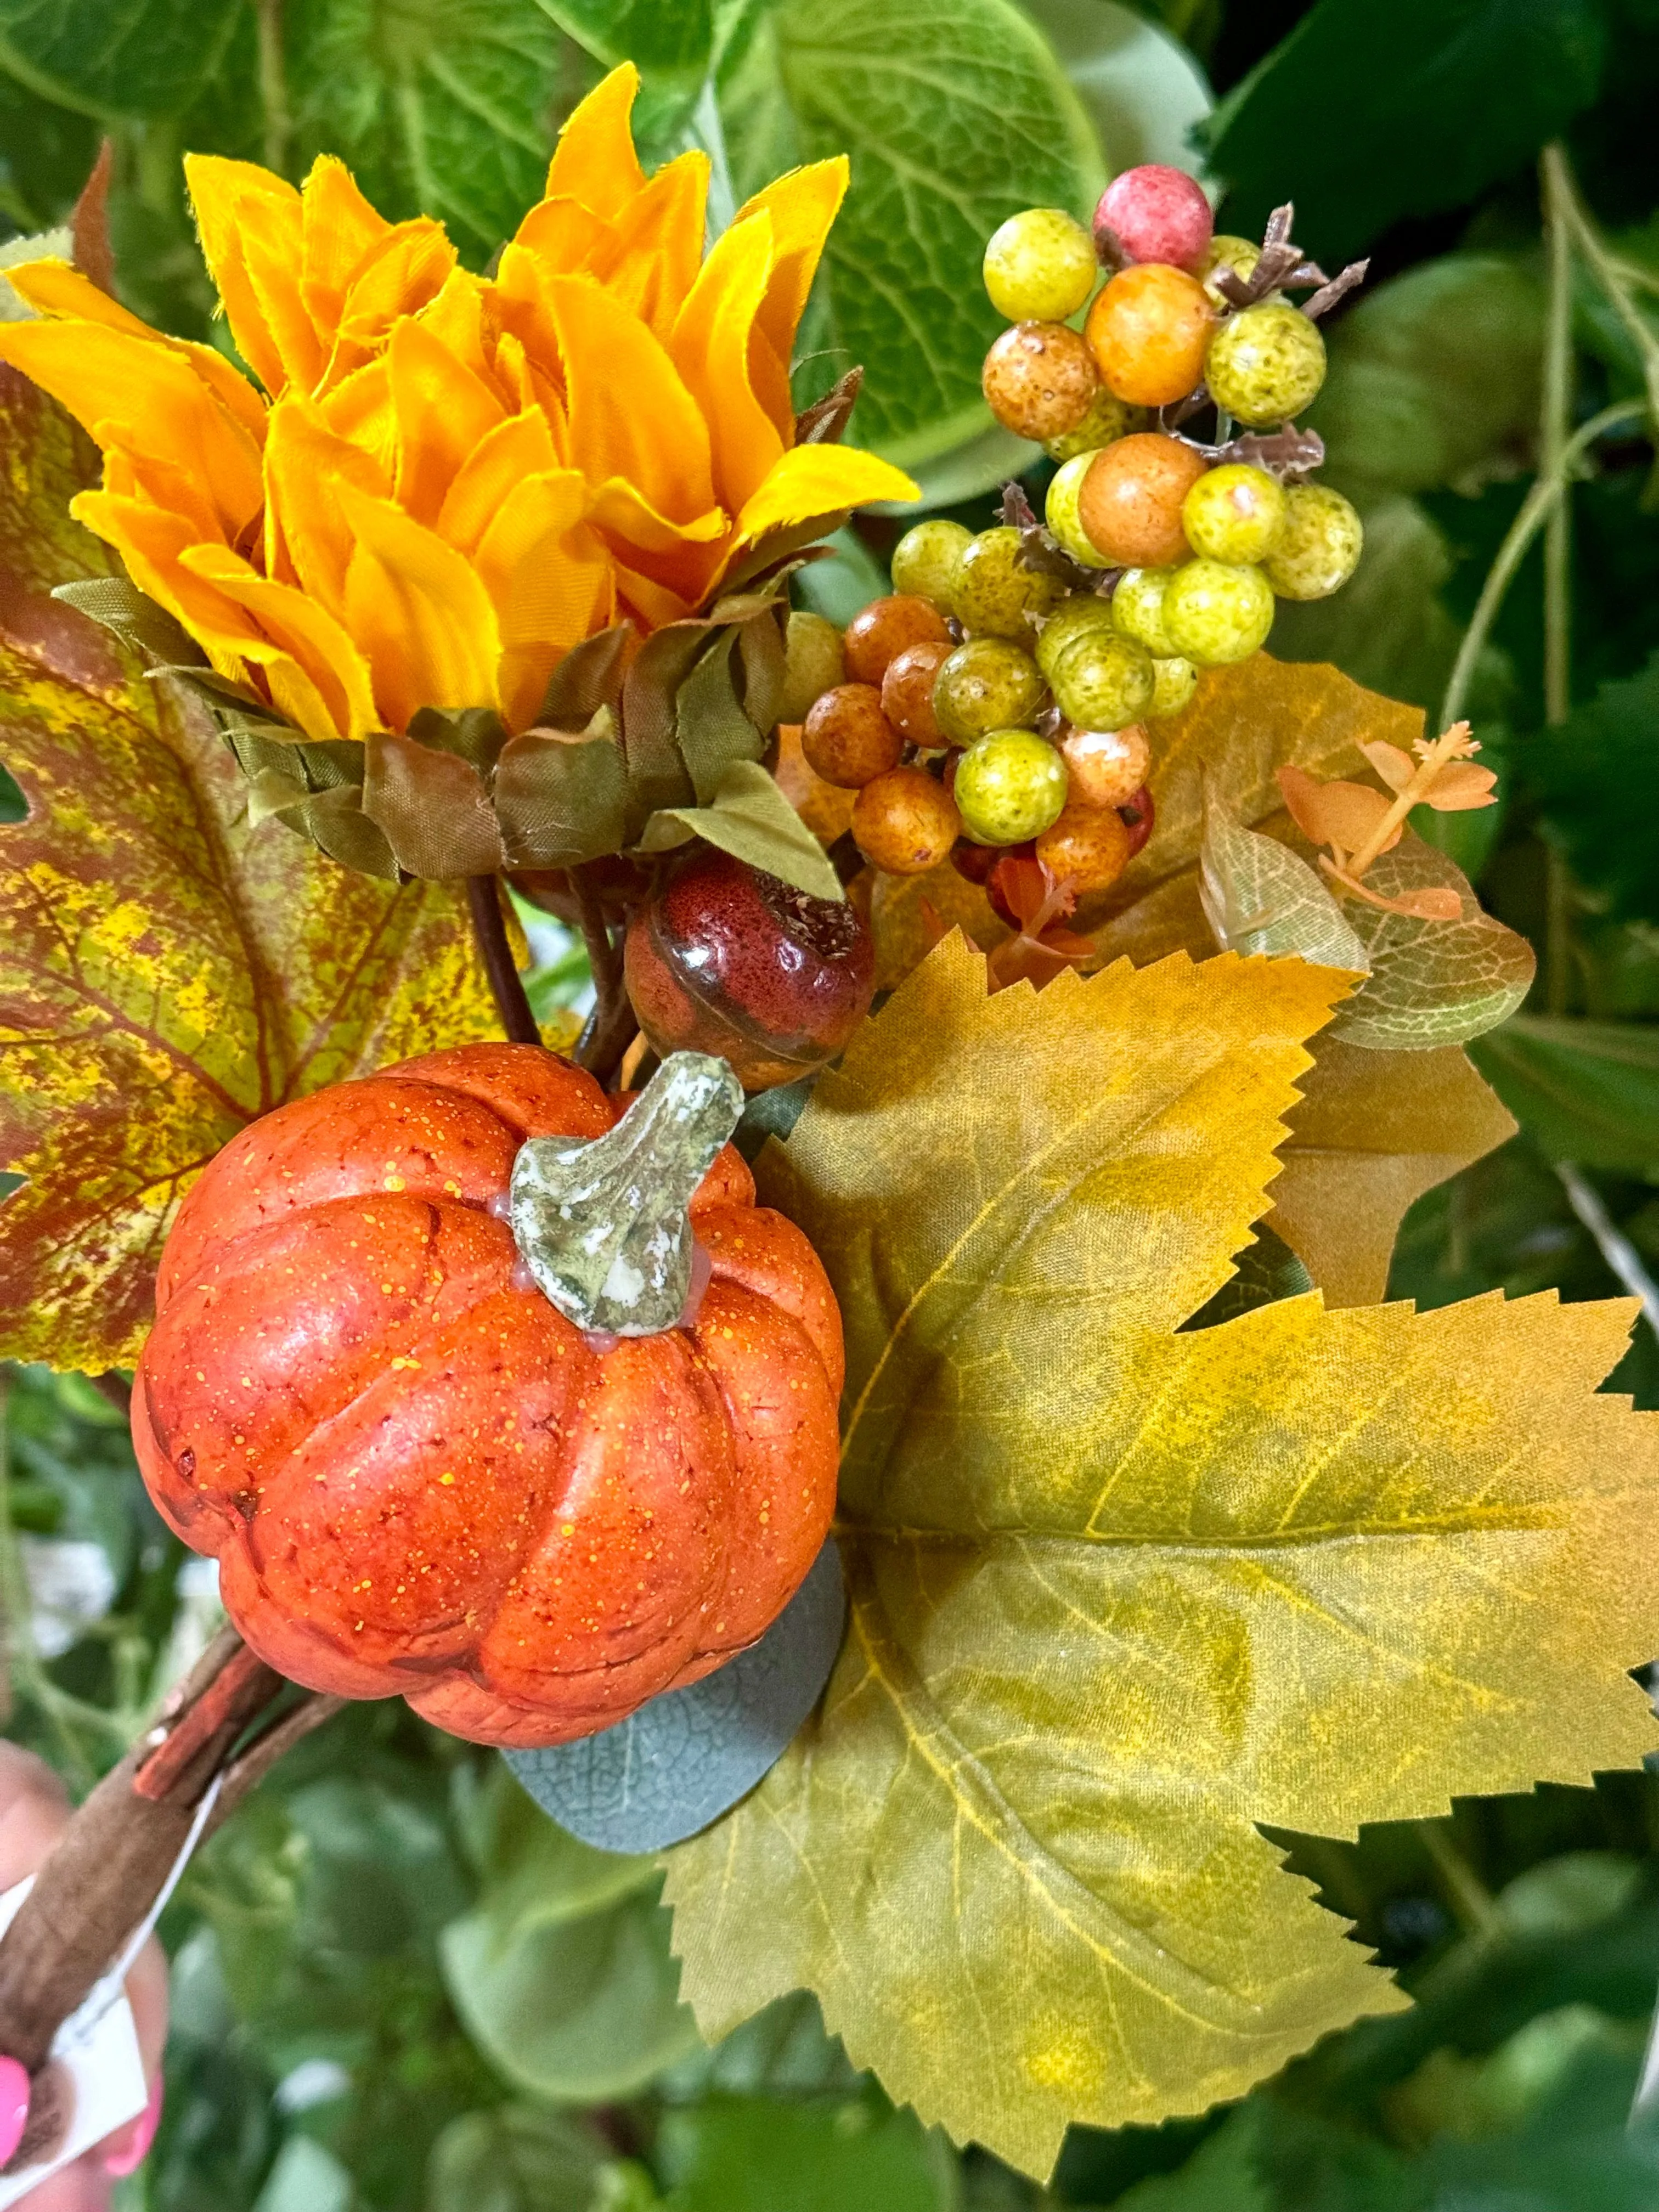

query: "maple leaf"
left=663, top=935, right=1659, bottom=2179
left=1267, top=1037, right=1518, bottom=1305
left=0, top=365, right=499, bottom=1370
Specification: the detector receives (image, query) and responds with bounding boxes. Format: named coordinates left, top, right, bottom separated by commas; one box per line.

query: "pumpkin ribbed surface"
left=132, top=1043, right=843, bottom=1747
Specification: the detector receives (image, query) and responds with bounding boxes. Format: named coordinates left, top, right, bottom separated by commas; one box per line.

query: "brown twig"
left=465, top=875, right=540, bottom=1046
left=571, top=865, right=638, bottom=1085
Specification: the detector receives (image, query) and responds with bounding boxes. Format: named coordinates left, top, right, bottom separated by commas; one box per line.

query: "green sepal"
left=640, top=759, right=846, bottom=904
left=509, top=1051, right=744, bottom=1337
left=494, top=709, right=629, bottom=870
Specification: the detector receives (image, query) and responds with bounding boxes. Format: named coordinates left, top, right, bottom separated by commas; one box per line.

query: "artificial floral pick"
left=1278, top=721, right=1499, bottom=921
left=0, top=63, right=915, bottom=744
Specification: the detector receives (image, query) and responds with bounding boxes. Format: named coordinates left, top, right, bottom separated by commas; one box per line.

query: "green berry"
left=1262, top=484, right=1363, bottom=601
left=1111, top=567, right=1178, bottom=659
left=1181, top=462, right=1286, bottom=564
left=1043, top=387, right=1146, bottom=463
left=983, top=207, right=1097, bottom=323
left=1161, top=558, right=1275, bottom=666
left=1049, top=629, right=1154, bottom=730
left=1045, top=455, right=1110, bottom=570
left=891, top=518, right=973, bottom=613
left=1199, top=234, right=1264, bottom=309
left=954, top=728, right=1070, bottom=845
left=1204, top=303, right=1326, bottom=427
left=955, top=526, right=1066, bottom=638
left=1035, top=593, right=1116, bottom=681
left=1148, top=654, right=1198, bottom=718
left=933, top=637, right=1044, bottom=744
left=778, top=610, right=846, bottom=723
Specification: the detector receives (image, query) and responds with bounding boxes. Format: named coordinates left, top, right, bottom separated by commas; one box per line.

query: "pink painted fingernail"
left=103, top=2073, right=162, bottom=2177
left=0, top=2056, right=29, bottom=2166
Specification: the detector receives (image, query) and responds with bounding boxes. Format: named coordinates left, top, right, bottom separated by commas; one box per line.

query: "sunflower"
left=0, top=64, right=916, bottom=747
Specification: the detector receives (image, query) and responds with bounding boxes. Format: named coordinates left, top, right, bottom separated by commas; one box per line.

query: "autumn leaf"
left=0, top=366, right=499, bottom=1370
left=1080, top=656, right=1418, bottom=932
left=1266, top=1038, right=1518, bottom=1305
left=663, top=935, right=1659, bottom=2179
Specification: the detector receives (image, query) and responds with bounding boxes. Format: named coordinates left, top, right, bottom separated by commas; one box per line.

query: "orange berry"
left=1077, top=434, right=1209, bottom=568
left=1059, top=724, right=1152, bottom=810
left=1035, top=798, right=1133, bottom=893
left=1085, top=263, right=1215, bottom=407
left=881, top=639, right=953, bottom=746
left=842, top=594, right=952, bottom=685
left=853, top=767, right=962, bottom=874
left=802, top=684, right=904, bottom=788
left=981, top=321, right=1099, bottom=442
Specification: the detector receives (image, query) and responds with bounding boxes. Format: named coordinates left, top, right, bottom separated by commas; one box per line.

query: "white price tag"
left=0, top=1877, right=147, bottom=2207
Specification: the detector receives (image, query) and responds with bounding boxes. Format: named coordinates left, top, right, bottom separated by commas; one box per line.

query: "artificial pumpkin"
left=131, top=1042, right=844, bottom=1748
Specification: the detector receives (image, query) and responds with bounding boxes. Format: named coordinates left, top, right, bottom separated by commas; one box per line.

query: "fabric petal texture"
left=0, top=59, right=916, bottom=781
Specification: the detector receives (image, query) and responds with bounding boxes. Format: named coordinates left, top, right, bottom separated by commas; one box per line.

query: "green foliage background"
left=5, top=0, right=1659, bottom=2205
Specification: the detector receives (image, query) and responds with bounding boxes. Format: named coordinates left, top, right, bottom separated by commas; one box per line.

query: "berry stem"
left=570, top=862, right=638, bottom=1085
left=465, top=876, right=540, bottom=1046
left=1541, top=144, right=1577, bottom=1017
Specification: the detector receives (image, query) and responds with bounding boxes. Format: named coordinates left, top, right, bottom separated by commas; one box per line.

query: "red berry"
left=950, top=836, right=1032, bottom=888
left=624, top=848, right=874, bottom=1091
left=1094, top=165, right=1213, bottom=274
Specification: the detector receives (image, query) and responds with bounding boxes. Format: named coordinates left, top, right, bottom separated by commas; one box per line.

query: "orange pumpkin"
left=131, top=1043, right=843, bottom=1747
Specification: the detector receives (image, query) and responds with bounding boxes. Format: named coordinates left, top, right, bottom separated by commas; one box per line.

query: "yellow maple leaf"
left=662, top=935, right=1659, bottom=2179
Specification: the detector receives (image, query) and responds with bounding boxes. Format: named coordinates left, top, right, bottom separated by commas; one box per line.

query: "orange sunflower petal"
left=264, top=396, right=393, bottom=617
left=473, top=469, right=614, bottom=731
left=722, top=442, right=919, bottom=586
left=69, top=488, right=262, bottom=686
left=324, top=218, right=458, bottom=390
left=588, top=150, right=710, bottom=336
left=544, top=63, right=647, bottom=221
left=299, top=154, right=392, bottom=336
left=3, top=258, right=269, bottom=444
left=437, top=408, right=562, bottom=556
left=387, top=315, right=506, bottom=528
left=514, top=194, right=612, bottom=275
left=336, top=481, right=502, bottom=730
left=0, top=319, right=263, bottom=539
left=732, top=160, right=849, bottom=433
left=184, top=155, right=307, bottom=398
left=670, top=207, right=783, bottom=515
left=546, top=272, right=714, bottom=526
left=180, top=542, right=380, bottom=741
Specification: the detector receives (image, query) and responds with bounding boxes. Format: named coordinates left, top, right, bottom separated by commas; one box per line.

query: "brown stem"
left=465, top=875, right=540, bottom=1046
left=0, top=1629, right=295, bottom=2163
left=571, top=865, right=639, bottom=1085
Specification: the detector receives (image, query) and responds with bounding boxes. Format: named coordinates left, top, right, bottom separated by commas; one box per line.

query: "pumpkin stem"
left=508, top=1051, right=743, bottom=1336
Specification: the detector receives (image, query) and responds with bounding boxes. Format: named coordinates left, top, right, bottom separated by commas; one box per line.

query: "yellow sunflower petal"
left=488, top=329, right=570, bottom=454
left=299, top=155, right=392, bottom=336
left=3, top=258, right=269, bottom=444
left=387, top=315, right=506, bottom=529
left=543, top=63, right=646, bottom=221
left=336, top=481, right=502, bottom=731
left=180, top=542, right=380, bottom=742
left=473, top=469, right=614, bottom=730
left=546, top=272, right=714, bottom=526
left=610, top=556, right=695, bottom=631
left=513, top=194, right=611, bottom=275
left=730, top=441, right=919, bottom=556
left=588, top=150, right=710, bottom=336
left=585, top=477, right=729, bottom=558
left=184, top=154, right=307, bottom=398
left=318, top=357, right=397, bottom=477
left=69, top=487, right=261, bottom=686
left=265, top=395, right=393, bottom=616
left=324, top=218, right=458, bottom=390
left=418, top=269, right=504, bottom=398
left=0, top=320, right=263, bottom=538
left=437, top=408, right=562, bottom=556
left=670, top=208, right=783, bottom=515
left=238, top=193, right=330, bottom=394
left=733, top=159, right=849, bottom=433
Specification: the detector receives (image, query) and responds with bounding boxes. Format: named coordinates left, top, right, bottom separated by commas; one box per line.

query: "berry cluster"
left=781, top=170, right=1365, bottom=909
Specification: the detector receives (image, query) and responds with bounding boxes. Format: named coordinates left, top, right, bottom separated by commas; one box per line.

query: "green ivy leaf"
left=285, top=0, right=568, bottom=259
left=1202, top=0, right=1607, bottom=265
left=1020, top=0, right=1211, bottom=178
left=426, top=2104, right=607, bottom=2212
left=720, top=0, right=1105, bottom=469
left=1515, top=651, right=1659, bottom=924
left=1471, top=1015, right=1659, bottom=1173
left=0, top=0, right=243, bottom=119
